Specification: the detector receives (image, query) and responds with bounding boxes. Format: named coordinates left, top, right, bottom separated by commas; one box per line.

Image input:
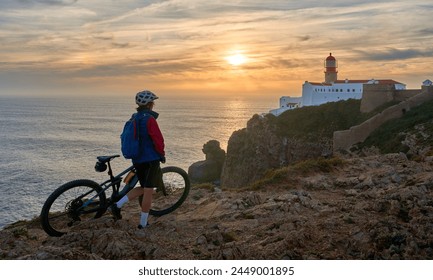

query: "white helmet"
left=135, top=90, right=159, bottom=106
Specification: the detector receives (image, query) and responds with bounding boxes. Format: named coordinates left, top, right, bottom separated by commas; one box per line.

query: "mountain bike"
left=40, top=155, right=190, bottom=237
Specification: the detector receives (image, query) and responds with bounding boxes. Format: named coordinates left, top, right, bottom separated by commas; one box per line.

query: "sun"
left=225, top=52, right=247, bottom=66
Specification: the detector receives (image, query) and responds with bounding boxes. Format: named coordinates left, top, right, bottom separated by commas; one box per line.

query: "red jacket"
left=147, top=117, right=165, bottom=156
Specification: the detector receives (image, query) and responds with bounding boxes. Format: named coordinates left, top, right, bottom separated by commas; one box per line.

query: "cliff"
left=221, top=99, right=369, bottom=188
left=221, top=97, right=433, bottom=188
left=221, top=114, right=332, bottom=188
left=1, top=152, right=433, bottom=260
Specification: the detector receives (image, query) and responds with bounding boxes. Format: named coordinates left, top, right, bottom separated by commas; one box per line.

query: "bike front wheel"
left=147, top=166, right=190, bottom=216
left=40, top=179, right=107, bottom=237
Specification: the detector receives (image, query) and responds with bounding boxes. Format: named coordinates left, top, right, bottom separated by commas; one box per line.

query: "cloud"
left=417, top=28, right=433, bottom=37
left=1, top=0, right=433, bottom=96
left=355, top=48, right=433, bottom=61
left=33, top=0, right=78, bottom=5
left=297, top=35, right=311, bottom=42
left=2, top=0, right=78, bottom=8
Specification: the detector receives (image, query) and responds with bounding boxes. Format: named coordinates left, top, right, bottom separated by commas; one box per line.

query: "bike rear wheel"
left=40, top=179, right=107, bottom=237
left=147, top=166, right=190, bottom=216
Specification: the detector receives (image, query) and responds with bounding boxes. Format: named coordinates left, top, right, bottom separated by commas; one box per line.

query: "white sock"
left=140, top=212, right=149, bottom=227
left=116, top=196, right=129, bottom=208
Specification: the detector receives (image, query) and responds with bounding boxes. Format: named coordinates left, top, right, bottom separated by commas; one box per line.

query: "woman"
left=112, top=90, right=165, bottom=229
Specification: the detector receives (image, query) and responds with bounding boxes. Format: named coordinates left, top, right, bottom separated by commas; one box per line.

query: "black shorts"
left=133, top=160, right=161, bottom=189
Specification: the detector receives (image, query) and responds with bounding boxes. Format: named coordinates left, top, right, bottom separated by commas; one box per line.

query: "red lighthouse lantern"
left=324, top=53, right=338, bottom=83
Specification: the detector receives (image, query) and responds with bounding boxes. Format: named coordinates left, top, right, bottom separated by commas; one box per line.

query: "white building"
left=270, top=53, right=406, bottom=116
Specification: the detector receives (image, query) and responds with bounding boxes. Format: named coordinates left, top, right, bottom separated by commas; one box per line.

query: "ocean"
left=0, top=96, right=276, bottom=229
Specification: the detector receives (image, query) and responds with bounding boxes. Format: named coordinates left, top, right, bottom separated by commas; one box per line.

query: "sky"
left=0, top=0, right=432, bottom=99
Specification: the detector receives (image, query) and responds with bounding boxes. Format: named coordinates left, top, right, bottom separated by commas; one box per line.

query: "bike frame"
left=78, top=161, right=138, bottom=213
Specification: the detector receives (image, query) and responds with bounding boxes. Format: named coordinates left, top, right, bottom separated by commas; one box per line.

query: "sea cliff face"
left=221, top=114, right=332, bottom=188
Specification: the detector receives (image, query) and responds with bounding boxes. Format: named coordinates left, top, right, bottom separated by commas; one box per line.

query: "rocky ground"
left=1, top=153, right=433, bottom=260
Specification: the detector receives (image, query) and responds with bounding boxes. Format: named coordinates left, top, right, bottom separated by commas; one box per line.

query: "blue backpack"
left=120, top=113, right=142, bottom=159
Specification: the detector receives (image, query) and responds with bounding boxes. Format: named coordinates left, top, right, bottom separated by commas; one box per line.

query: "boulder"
left=188, top=140, right=226, bottom=183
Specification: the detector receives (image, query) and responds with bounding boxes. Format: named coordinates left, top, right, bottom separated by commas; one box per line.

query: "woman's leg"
left=138, top=188, right=153, bottom=228
left=126, top=187, right=144, bottom=201
left=140, top=188, right=153, bottom=212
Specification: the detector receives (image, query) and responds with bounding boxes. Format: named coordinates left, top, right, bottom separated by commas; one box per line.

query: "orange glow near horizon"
left=0, top=1, right=432, bottom=98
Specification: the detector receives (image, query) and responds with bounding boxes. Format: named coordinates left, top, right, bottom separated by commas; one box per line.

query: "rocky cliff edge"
left=2, top=152, right=433, bottom=260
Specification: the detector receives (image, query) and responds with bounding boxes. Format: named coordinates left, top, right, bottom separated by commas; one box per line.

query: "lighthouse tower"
left=324, top=53, right=338, bottom=83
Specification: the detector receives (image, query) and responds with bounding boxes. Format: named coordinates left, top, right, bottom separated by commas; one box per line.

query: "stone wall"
left=334, top=86, right=433, bottom=152
left=360, top=84, right=396, bottom=113
left=394, top=89, right=421, bottom=102
left=360, top=85, right=421, bottom=113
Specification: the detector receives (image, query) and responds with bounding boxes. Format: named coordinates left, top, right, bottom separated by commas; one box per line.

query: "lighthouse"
left=324, top=53, right=338, bottom=83
left=269, top=52, right=406, bottom=116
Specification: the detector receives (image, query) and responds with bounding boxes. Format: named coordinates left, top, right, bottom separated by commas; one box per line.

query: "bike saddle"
left=97, top=155, right=120, bottom=163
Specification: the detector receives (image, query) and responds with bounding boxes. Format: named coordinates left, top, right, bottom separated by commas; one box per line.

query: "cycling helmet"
left=135, top=90, right=158, bottom=106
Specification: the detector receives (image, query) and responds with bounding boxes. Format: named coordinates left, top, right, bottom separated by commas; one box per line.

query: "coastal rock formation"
left=221, top=114, right=332, bottom=188
left=188, top=140, right=226, bottom=183
left=1, top=152, right=433, bottom=260
left=221, top=114, right=282, bottom=188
